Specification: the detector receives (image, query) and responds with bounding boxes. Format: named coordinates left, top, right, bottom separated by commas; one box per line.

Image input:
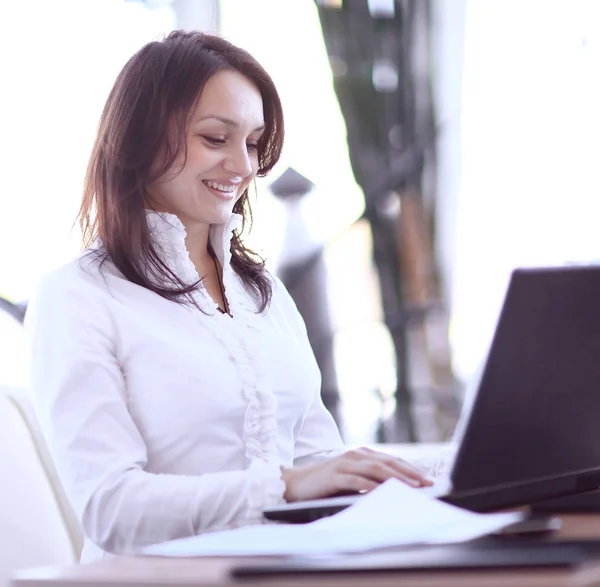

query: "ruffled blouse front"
left=25, top=211, right=344, bottom=563
left=147, top=212, right=280, bottom=464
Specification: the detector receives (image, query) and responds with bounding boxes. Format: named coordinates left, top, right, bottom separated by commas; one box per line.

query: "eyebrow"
left=196, top=115, right=265, bottom=132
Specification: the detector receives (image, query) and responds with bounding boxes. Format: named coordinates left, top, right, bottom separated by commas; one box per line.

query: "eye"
left=246, top=142, right=259, bottom=152
left=201, top=135, right=226, bottom=146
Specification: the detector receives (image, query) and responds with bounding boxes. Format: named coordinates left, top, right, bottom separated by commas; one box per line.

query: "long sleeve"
left=293, top=386, right=346, bottom=466
left=25, top=268, right=285, bottom=557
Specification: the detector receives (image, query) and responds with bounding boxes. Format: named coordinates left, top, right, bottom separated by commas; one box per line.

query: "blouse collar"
left=145, top=210, right=243, bottom=284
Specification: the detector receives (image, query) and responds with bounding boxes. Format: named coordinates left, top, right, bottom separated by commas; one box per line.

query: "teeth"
left=205, top=181, right=236, bottom=193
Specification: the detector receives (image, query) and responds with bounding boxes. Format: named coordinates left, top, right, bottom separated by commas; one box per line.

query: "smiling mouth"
left=203, top=180, right=237, bottom=197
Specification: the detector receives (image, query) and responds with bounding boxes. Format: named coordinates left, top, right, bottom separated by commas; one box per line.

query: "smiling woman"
left=24, top=30, right=431, bottom=564
left=146, top=69, right=268, bottom=313
left=79, top=32, right=284, bottom=314
left=149, top=72, right=265, bottom=223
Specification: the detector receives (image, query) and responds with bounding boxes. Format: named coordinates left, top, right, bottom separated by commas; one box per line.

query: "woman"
left=25, top=31, right=430, bottom=562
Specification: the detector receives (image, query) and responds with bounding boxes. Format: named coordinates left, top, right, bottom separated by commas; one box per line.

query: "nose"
left=223, top=143, right=254, bottom=178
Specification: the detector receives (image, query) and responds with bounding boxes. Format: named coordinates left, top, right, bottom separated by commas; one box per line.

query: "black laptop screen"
left=452, top=266, right=600, bottom=493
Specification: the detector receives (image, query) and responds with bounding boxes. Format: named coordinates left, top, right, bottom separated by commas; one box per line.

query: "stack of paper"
left=143, top=479, right=523, bottom=557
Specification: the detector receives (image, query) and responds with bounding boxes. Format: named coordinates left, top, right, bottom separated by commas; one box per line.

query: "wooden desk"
left=12, top=515, right=600, bottom=587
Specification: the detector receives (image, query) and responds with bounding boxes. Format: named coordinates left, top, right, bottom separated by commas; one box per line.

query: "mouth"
left=202, top=180, right=238, bottom=200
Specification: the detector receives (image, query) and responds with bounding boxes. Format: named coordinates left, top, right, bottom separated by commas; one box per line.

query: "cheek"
left=186, top=143, right=220, bottom=171
left=150, top=156, right=186, bottom=197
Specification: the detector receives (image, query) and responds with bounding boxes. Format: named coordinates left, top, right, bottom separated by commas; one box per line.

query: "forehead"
left=192, top=70, right=264, bottom=127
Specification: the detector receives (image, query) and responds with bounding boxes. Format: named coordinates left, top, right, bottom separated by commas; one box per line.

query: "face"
left=148, top=70, right=265, bottom=232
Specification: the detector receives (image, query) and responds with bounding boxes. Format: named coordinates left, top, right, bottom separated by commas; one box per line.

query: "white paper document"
left=143, top=479, right=523, bottom=557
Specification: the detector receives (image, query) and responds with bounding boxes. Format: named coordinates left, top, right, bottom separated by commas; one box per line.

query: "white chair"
left=0, top=387, right=82, bottom=587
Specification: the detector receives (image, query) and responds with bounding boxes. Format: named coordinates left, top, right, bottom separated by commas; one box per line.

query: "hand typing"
left=281, top=447, right=433, bottom=502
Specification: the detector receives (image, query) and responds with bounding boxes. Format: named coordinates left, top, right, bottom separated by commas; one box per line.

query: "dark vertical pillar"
left=271, top=168, right=341, bottom=425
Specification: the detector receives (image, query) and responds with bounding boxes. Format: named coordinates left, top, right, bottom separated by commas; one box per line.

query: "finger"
left=344, top=460, right=424, bottom=488
left=355, top=447, right=427, bottom=478
left=329, top=473, right=379, bottom=495
left=343, top=449, right=433, bottom=486
left=370, top=453, right=433, bottom=486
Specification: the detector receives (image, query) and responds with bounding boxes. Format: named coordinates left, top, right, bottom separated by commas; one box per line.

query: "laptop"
left=265, top=265, right=600, bottom=523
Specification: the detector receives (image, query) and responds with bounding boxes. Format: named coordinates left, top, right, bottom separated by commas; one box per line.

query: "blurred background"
left=2, top=0, right=600, bottom=445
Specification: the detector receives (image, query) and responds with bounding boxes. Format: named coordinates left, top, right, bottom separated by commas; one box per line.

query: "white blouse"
left=25, top=212, right=344, bottom=562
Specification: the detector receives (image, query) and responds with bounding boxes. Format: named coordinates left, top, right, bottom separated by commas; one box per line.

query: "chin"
left=213, top=208, right=237, bottom=224
left=194, top=209, right=235, bottom=226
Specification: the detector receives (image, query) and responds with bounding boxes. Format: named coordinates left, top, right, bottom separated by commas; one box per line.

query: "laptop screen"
left=451, top=265, right=600, bottom=494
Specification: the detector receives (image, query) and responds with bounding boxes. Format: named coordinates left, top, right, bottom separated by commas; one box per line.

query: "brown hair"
left=79, top=30, right=284, bottom=312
